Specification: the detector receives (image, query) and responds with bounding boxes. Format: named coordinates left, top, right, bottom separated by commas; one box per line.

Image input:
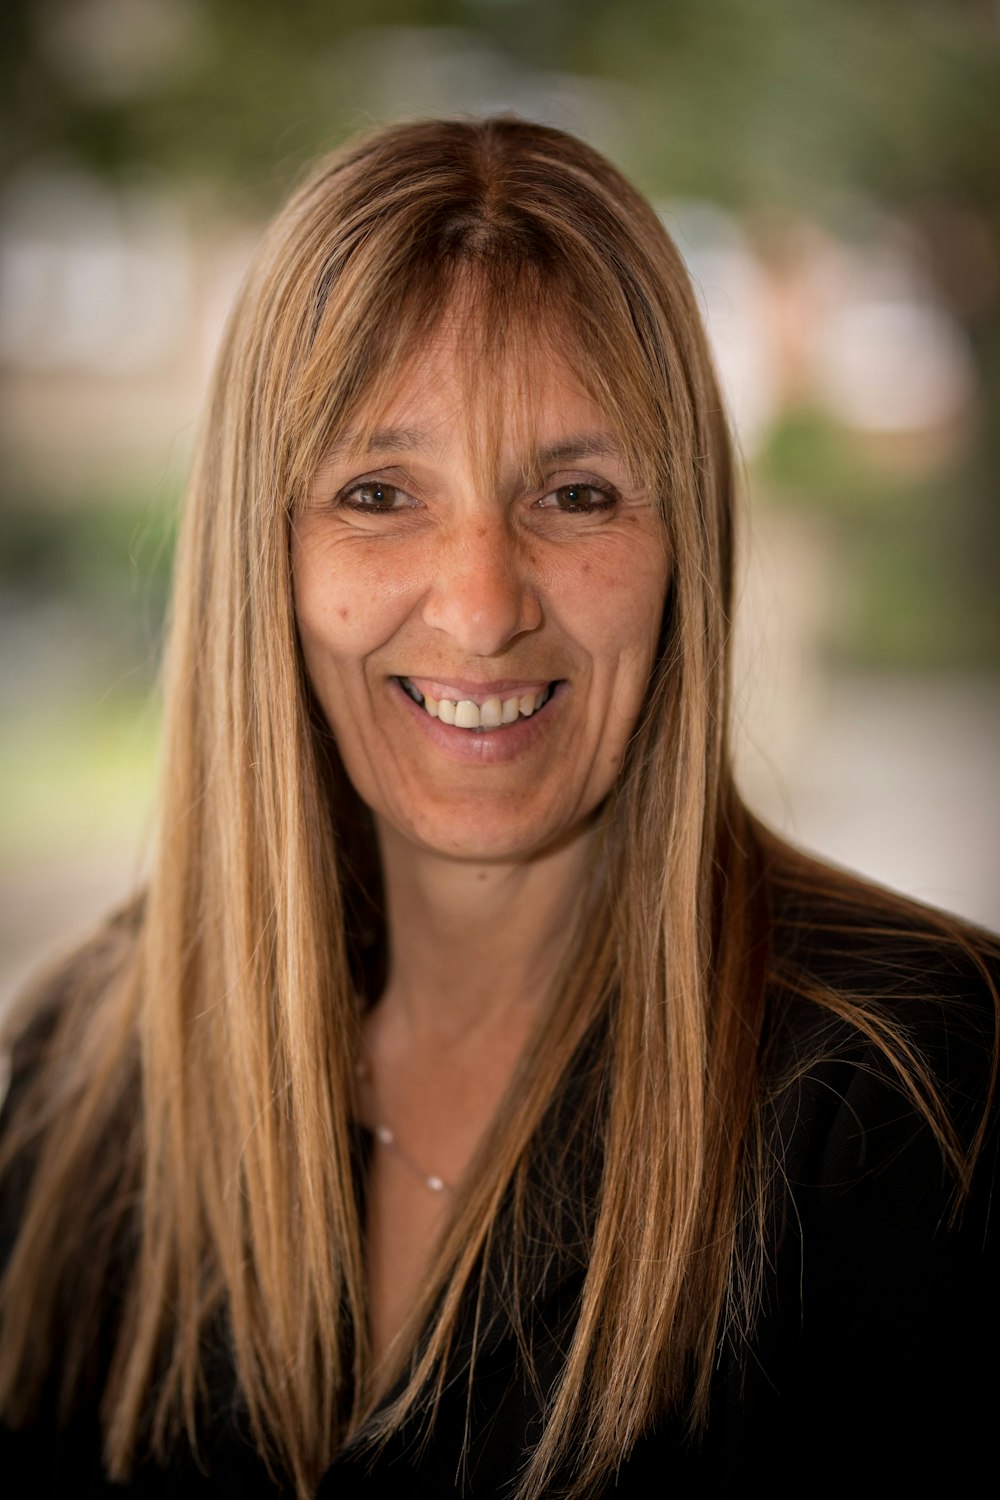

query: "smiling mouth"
left=395, top=677, right=558, bottom=731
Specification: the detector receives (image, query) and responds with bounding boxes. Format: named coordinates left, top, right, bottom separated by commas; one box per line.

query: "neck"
left=373, top=821, right=594, bottom=1045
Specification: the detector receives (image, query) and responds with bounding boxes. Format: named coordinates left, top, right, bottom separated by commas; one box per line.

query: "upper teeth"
left=401, top=679, right=551, bottom=729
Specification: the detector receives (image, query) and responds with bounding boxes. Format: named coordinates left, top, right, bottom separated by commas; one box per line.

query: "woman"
left=0, top=116, right=996, bottom=1498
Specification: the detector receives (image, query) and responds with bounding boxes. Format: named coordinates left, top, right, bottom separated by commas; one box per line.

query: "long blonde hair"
left=1, top=116, right=996, bottom=1499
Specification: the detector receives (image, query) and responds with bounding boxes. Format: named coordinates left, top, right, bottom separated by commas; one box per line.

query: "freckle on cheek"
left=338, top=607, right=349, bottom=621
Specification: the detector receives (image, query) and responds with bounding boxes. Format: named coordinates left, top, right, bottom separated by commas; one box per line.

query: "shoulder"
left=765, top=856, right=1000, bottom=996
left=0, top=896, right=143, bottom=1282
left=762, top=865, right=999, bottom=1118
left=0, top=896, right=143, bottom=1121
left=759, top=869, right=998, bottom=1214
left=721, top=868, right=1000, bottom=1482
left=0, top=900, right=150, bottom=1490
left=756, top=860, right=998, bottom=1303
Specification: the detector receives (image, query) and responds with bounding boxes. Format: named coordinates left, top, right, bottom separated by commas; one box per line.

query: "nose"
left=421, top=516, right=543, bottom=657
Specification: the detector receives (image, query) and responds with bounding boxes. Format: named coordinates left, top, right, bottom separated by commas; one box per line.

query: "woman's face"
left=292, top=325, right=669, bottom=863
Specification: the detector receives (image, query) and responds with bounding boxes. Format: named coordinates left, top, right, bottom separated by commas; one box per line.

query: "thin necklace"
left=355, top=1058, right=454, bottom=1196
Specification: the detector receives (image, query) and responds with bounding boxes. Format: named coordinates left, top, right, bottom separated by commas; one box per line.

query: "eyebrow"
left=533, top=432, right=626, bottom=466
left=326, top=426, right=433, bottom=459
left=328, top=428, right=626, bottom=466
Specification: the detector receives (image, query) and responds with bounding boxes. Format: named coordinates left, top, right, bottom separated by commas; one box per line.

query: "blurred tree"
left=2, top=2, right=996, bottom=217
left=2, top=0, right=998, bottom=662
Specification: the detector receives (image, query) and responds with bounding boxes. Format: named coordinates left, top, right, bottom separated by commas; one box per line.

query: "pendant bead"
left=358, top=1053, right=454, bottom=1194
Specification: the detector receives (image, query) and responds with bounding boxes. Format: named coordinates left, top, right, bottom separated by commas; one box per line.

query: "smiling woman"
left=0, top=117, right=997, bottom=1499
left=293, top=329, right=668, bottom=865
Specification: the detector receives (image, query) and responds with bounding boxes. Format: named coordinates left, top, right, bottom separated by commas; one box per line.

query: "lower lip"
left=390, top=679, right=564, bottom=764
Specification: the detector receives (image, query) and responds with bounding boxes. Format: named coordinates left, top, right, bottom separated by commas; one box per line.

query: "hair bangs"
left=286, top=234, right=671, bottom=519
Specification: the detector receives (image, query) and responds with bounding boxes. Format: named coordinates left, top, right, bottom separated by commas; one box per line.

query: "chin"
left=379, top=795, right=598, bottom=866
left=395, top=821, right=549, bottom=864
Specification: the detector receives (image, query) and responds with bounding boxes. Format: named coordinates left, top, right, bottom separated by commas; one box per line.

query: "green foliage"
left=585, top=0, right=1000, bottom=214
left=0, top=484, right=173, bottom=859
left=0, top=691, right=159, bottom=858
left=3, top=1, right=997, bottom=220
left=0, top=484, right=178, bottom=684
left=754, top=407, right=1000, bottom=668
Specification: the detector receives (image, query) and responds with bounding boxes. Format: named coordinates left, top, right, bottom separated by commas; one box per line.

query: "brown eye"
left=340, top=482, right=414, bottom=512
left=537, top=483, right=617, bottom=514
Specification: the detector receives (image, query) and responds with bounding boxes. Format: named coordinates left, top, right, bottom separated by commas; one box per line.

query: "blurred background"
left=2, top=0, right=998, bottom=1009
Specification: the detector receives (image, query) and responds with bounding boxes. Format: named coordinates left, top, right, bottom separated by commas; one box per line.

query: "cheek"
left=291, top=530, right=413, bottom=668
left=560, top=542, right=668, bottom=678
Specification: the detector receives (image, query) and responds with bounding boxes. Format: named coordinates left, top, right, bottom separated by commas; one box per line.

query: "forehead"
left=329, top=310, right=636, bottom=485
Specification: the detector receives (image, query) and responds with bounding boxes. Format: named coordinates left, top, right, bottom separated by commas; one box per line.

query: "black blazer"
left=3, top=896, right=998, bottom=1496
